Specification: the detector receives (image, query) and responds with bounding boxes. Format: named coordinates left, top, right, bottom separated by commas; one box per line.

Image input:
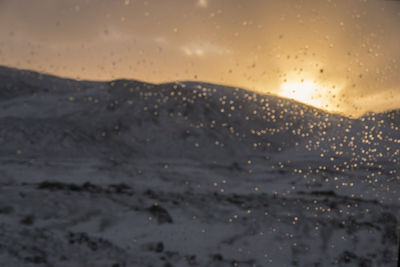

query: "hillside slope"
left=0, top=66, right=398, bottom=267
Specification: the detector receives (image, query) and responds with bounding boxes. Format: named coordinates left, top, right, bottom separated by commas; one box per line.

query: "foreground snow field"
left=0, top=66, right=398, bottom=266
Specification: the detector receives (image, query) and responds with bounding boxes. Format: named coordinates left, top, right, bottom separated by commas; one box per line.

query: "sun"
left=280, top=80, right=332, bottom=110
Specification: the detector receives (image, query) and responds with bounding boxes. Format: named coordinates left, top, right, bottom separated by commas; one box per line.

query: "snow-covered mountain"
left=0, top=66, right=398, bottom=267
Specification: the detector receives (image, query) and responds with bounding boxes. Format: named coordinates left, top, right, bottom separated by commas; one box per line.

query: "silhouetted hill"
left=0, top=66, right=398, bottom=266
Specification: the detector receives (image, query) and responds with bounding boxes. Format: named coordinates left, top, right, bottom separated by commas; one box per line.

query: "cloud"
left=100, top=26, right=133, bottom=42
left=181, top=42, right=230, bottom=56
left=154, top=36, right=169, bottom=45
left=196, top=0, right=208, bottom=8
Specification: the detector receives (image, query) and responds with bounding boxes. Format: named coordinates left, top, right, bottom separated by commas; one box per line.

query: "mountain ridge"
left=2, top=65, right=398, bottom=118
left=0, top=65, right=398, bottom=165
left=0, top=65, right=398, bottom=266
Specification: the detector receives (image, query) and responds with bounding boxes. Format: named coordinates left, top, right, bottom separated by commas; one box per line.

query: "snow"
left=0, top=66, right=398, bottom=266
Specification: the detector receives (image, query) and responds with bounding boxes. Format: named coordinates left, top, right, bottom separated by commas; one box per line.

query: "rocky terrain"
left=0, top=66, right=398, bottom=266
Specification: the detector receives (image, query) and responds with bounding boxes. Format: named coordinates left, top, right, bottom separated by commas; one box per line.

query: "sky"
left=0, top=0, right=400, bottom=116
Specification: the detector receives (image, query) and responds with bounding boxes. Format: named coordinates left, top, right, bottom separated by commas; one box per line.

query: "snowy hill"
left=0, top=66, right=398, bottom=267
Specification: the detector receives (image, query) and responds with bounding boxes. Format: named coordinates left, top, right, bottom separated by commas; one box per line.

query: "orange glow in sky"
left=280, top=80, right=338, bottom=112
left=0, top=0, right=400, bottom=116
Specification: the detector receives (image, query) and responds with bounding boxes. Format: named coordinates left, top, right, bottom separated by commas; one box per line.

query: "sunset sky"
left=0, top=0, right=399, bottom=116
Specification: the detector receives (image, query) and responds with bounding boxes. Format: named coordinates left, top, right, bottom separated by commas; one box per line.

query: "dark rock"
left=20, top=215, right=35, bottom=226
left=155, top=242, right=164, bottom=253
left=0, top=206, right=14, bottom=214
left=147, top=205, right=173, bottom=224
left=212, top=253, right=223, bottom=261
